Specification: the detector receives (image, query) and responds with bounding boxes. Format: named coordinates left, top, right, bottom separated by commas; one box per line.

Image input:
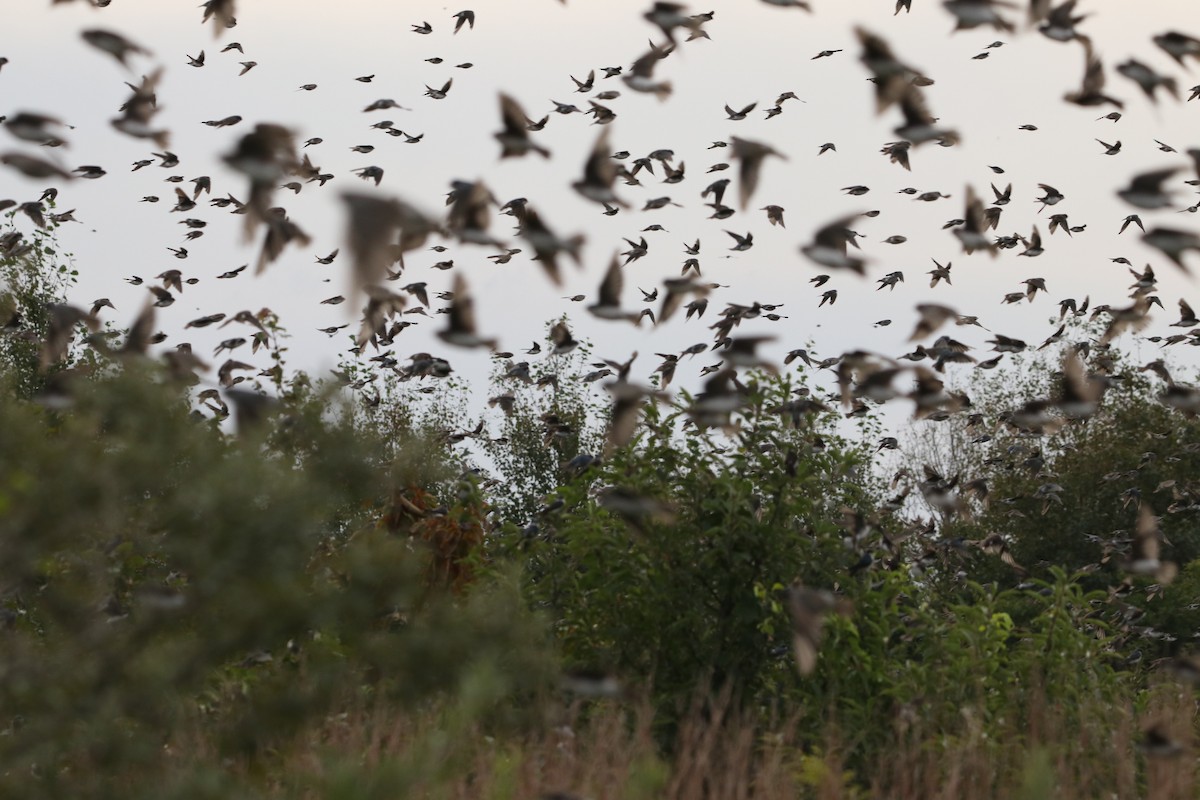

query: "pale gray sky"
left=3, top=0, right=1200, bottom=427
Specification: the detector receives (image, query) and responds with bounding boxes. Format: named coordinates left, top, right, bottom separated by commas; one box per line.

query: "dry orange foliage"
left=381, top=484, right=484, bottom=593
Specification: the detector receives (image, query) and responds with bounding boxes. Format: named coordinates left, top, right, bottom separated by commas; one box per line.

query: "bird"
left=573, top=128, right=624, bottom=207
left=437, top=275, right=495, bottom=349
left=1018, top=226, right=1044, bottom=257
left=953, top=187, right=997, bottom=256
left=802, top=214, right=866, bottom=274
left=1172, top=299, right=1198, bottom=328
left=1063, top=40, right=1124, bottom=109
left=1123, top=505, right=1177, bottom=584
left=203, top=115, right=242, bottom=128
left=622, top=43, right=673, bottom=99
left=1119, top=215, right=1143, bottom=234
left=730, top=137, right=784, bottom=210
left=519, top=207, right=583, bottom=284
left=1117, top=59, right=1178, bottom=103
left=588, top=255, right=642, bottom=325
left=353, top=166, right=384, bottom=186
left=724, top=230, right=753, bottom=251
left=1142, top=228, right=1200, bottom=272
left=724, top=101, right=756, bottom=121
left=783, top=585, right=848, bottom=676
left=621, top=236, right=649, bottom=265
left=452, top=10, right=475, bottom=33
left=880, top=141, right=911, bottom=171
left=1117, top=168, right=1177, bottom=209
left=424, top=78, right=452, bottom=100
left=928, top=259, right=952, bottom=287
left=1154, top=30, right=1200, bottom=67
left=549, top=320, right=578, bottom=355
left=495, top=94, right=550, bottom=159
left=81, top=29, right=151, bottom=68
left=1047, top=213, right=1071, bottom=237
left=644, top=2, right=704, bottom=45
left=762, top=205, right=785, bottom=227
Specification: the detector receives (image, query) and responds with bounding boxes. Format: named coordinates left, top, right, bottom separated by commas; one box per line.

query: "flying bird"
left=730, top=136, right=784, bottom=210
left=495, top=94, right=550, bottom=158
left=452, top=10, right=475, bottom=33
left=802, top=214, right=867, bottom=274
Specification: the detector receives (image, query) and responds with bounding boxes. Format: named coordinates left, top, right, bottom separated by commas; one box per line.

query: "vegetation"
left=2, top=229, right=1200, bottom=798
left=0, top=202, right=85, bottom=398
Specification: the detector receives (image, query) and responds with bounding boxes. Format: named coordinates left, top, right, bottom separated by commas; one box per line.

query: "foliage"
left=0, top=365, right=552, bottom=799
left=493, top=369, right=878, bottom=726
left=0, top=229, right=1196, bottom=797
left=906, top=334, right=1200, bottom=658
left=477, top=325, right=607, bottom=526
left=0, top=202, right=83, bottom=397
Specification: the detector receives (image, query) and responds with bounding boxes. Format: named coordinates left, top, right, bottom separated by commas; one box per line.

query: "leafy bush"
left=0, top=226, right=1191, bottom=798
left=492, top=371, right=872, bottom=718
left=0, top=365, right=552, bottom=798
left=0, top=202, right=84, bottom=398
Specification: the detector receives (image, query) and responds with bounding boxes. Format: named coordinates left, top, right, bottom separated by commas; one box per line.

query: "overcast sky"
left=3, top=0, right=1200, bottom=434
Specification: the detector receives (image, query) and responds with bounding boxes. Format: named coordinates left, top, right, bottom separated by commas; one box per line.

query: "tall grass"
left=144, top=678, right=1196, bottom=800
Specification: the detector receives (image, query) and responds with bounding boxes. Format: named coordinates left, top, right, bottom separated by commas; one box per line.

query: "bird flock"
left=3, top=2, right=1200, bottom=625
